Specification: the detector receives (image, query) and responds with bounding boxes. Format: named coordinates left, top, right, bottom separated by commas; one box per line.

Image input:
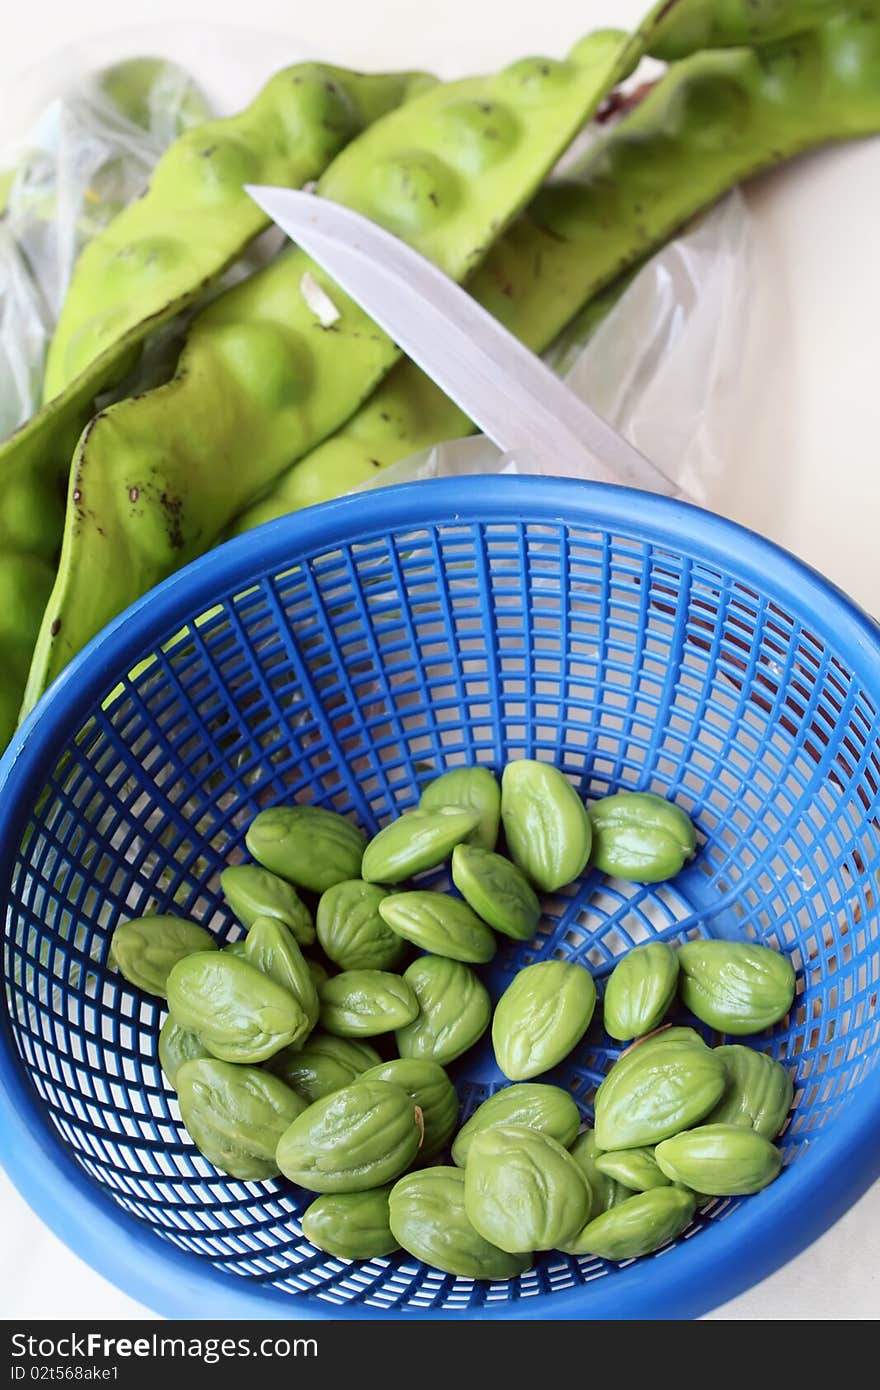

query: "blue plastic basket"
left=1, top=476, right=878, bottom=1321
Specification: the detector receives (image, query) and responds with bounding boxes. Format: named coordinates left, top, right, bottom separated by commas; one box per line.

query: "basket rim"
left=1, top=474, right=879, bottom=1320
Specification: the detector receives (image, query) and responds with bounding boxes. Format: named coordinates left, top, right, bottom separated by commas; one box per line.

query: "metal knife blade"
left=246, top=184, right=681, bottom=496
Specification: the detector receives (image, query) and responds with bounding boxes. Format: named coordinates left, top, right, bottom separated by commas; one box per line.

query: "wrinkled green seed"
left=678, top=939, right=796, bottom=1035
left=361, top=807, right=480, bottom=883
left=451, top=843, right=540, bottom=940
left=316, top=879, right=403, bottom=970
left=301, top=1187, right=399, bottom=1260
left=655, top=1123, right=783, bottom=1195
left=594, top=1032, right=725, bottom=1150
left=452, top=1083, right=579, bottom=1167
left=246, top=806, right=366, bottom=892
left=492, top=960, right=596, bottom=1081
left=318, top=969, right=419, bottom=1036
left=602, top=942, right=679, bottom=1040
left=276, top=1079, right=422, bottom=1192
left=176, top=1057, right=306, bottom=1181
left=166, top=951, right=310, bottom=1063
left=706, top=1044, right=794, bottom=1139
left=221, top=863, right=315, bottom=945
left=595, top=1147, right=670, bottom=1192
left=378, top=890, right=497, bottom=963
left=419, top=766, right=501, bottom=850
left=361, top=1058, right=459, bottom=1159
left=562, top=1185, right=695, bottom=1259
left=588, top=791, right=697, bottom=883
left=244, top=916, right=320, bottom=1030
left=500, top=760, right=592, bottom=892
left=464, top=1124, right=591, bottom=1253
left=396, top=955, right=491, bottom=1064
left=389, top=1167, right=531, bottom=1280
left=158, top=1014, right=211, bottom=1087
left=111, top=915, right=217, bottom=997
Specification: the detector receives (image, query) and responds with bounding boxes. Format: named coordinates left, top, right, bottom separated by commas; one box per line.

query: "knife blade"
left=246, top=184, right=682, bottom=496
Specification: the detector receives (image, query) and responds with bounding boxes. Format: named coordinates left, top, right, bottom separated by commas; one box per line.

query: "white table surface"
left=1, top=0, right=878, bottom=1321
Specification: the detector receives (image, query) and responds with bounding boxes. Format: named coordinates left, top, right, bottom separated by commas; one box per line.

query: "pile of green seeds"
left=111, top=760, right=796, bottom=1274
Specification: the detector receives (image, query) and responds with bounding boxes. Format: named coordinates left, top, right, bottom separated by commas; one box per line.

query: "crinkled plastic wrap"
left=356, top=190, right=751, bottom=507
left=0, top=56, right=211, bottom=436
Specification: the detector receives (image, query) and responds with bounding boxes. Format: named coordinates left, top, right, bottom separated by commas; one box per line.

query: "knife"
left=246, top=185, right=683, bottom=497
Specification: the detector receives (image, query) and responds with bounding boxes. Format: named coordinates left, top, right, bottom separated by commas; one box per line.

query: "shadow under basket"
left=0, top=476, right=878, bottom=1320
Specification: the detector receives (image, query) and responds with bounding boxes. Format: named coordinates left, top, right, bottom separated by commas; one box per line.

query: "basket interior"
left=3, top=511, right=879, bottom=1314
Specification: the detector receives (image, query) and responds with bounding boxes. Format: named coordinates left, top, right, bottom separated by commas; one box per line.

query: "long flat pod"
left=21, top=25, right=649, bottom=721
left=232, top=8, right=880, bottom=527
left=43, top=66, right=433, bottom=401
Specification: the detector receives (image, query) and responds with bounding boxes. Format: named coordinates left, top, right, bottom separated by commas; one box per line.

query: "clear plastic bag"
left=356, top=190, right=752, bottom=507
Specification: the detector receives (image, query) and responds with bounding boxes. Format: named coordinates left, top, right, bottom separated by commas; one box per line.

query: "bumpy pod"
left=706, top=1044, right=794, bottom=1138
left=22, top=29, right=641, bottom=722
left=451, top=843, right=540, bottom=941
left=569, top=1130, right=628, bottom=1219
left=301, top=1187, right=399, bottom=1260
left=492, top=960, right=596, bottom=1081
left=266, top=1033, right=381, bottom=1104
left=562, top=1185, right=695, bottom=1260
left=464, top=1124, right=592, bottom=1253
left=176, top=1057, right=307, bottom=1181
left=595, top=1147, right=670, bottom=1192
left=245, top=806, right=366, bottom=893
left=593, top=1032, right=725, bottom=1150
left=361, top=808, right=480, bottom=883
left=220, top=863, right=315, bottom=946
left=166, top=951, right=310, bottom=1063
left=419, top=766, right=501, bottom=850
left=243, top=916, right=320, bottom=1031
left=396, top=955, right=491, bottom=1065
left=158, top=1014, right=211, bottom=1087
left=360, top=1059, right=459, bottom=1159
left=500, top=760, right=592, bottom=891
left=378, top=890, right=497, bottom=964
left=110, top=915, right=217, bottom=997
left=654, top=1123, right=783, bottom=1195
left=275, top=1079, right=422, bottom=1192
left=389, top=1166, right=532, bottom=1279
left=678, top=939, right=796, bottom=1034
left=45, top=65, right=431, bottom=400
left=602, top=942, right=679, bottom=1040
left=232, top=11, right=880, bottom=533
left=451, top=1083, right=580, bottom=1167
left=316, top=880, right=402, bottom=970
left=646, top=0, right=851, bottom=59
left=318, top=969, right=419, bottom=1036
left=588, top=792, right=696, bottom=883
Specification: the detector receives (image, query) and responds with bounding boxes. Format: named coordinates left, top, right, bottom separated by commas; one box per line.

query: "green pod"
left=221, top=863, right=315, bottom=946
left=389, top=1167, right=531, bottom=1280
left=492, top=960, right=596, bottom=1081
left=361, top=1059, right=459, bottom=1159
left=419, top=766, right=501, bottom=850
left=593, top=1032, right=725, bottom=1150
left=451, top=843, right=540, bottom=941
left=464, top=1124, right=591, bottom=1253
left=318, top=969, right=419, bottom=1037
left=568, top=1130, right=627, bottom=1220
left=176, top=1057, right=307, bottom=1181
left=245, top=806, right=366, bottom=893
left=111, top=915, right=217, bottom=997
left=243, top=916, right=320, bottom=1031
left=301, top=1187, right=398, bottom=1260
left=602, top=942, right=679, bottom=1040
left=158, top=1014, right=211, bottom=1087
left=647, top=0, right=847, bottom=60
left=378, top=890, right=497, bottom=964
left=500, top=760, right=592, bottom=891
left=706, top=1044, right=794, bottom=1139
left=678, top=939, right=796, bottom=1035
left=655, top=1123, right=783, bottom=1196
left=588, top=792, right=697, bottom=884
left=166, top=951, right=310, bottom=1063
left=276, top=1079, right=422, bottom=1192
left=396, top=956, right=491, bottom=1065
left=266, top=1032, right=381, bottom=1104
left=361, top=808, right=479, bottom=883
left=22, top=29, right=642, bottom=729
left=316, top=880, right=403, bottom=970
left=451, top=1083, right=579, bottom=1167
left=562, top=1185, right=695, bottom=1260
left=595, top=1147, right=670, bottom=1193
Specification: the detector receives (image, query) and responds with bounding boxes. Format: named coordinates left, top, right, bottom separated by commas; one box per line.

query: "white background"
left=1, top=0, right=878, bottom=1321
